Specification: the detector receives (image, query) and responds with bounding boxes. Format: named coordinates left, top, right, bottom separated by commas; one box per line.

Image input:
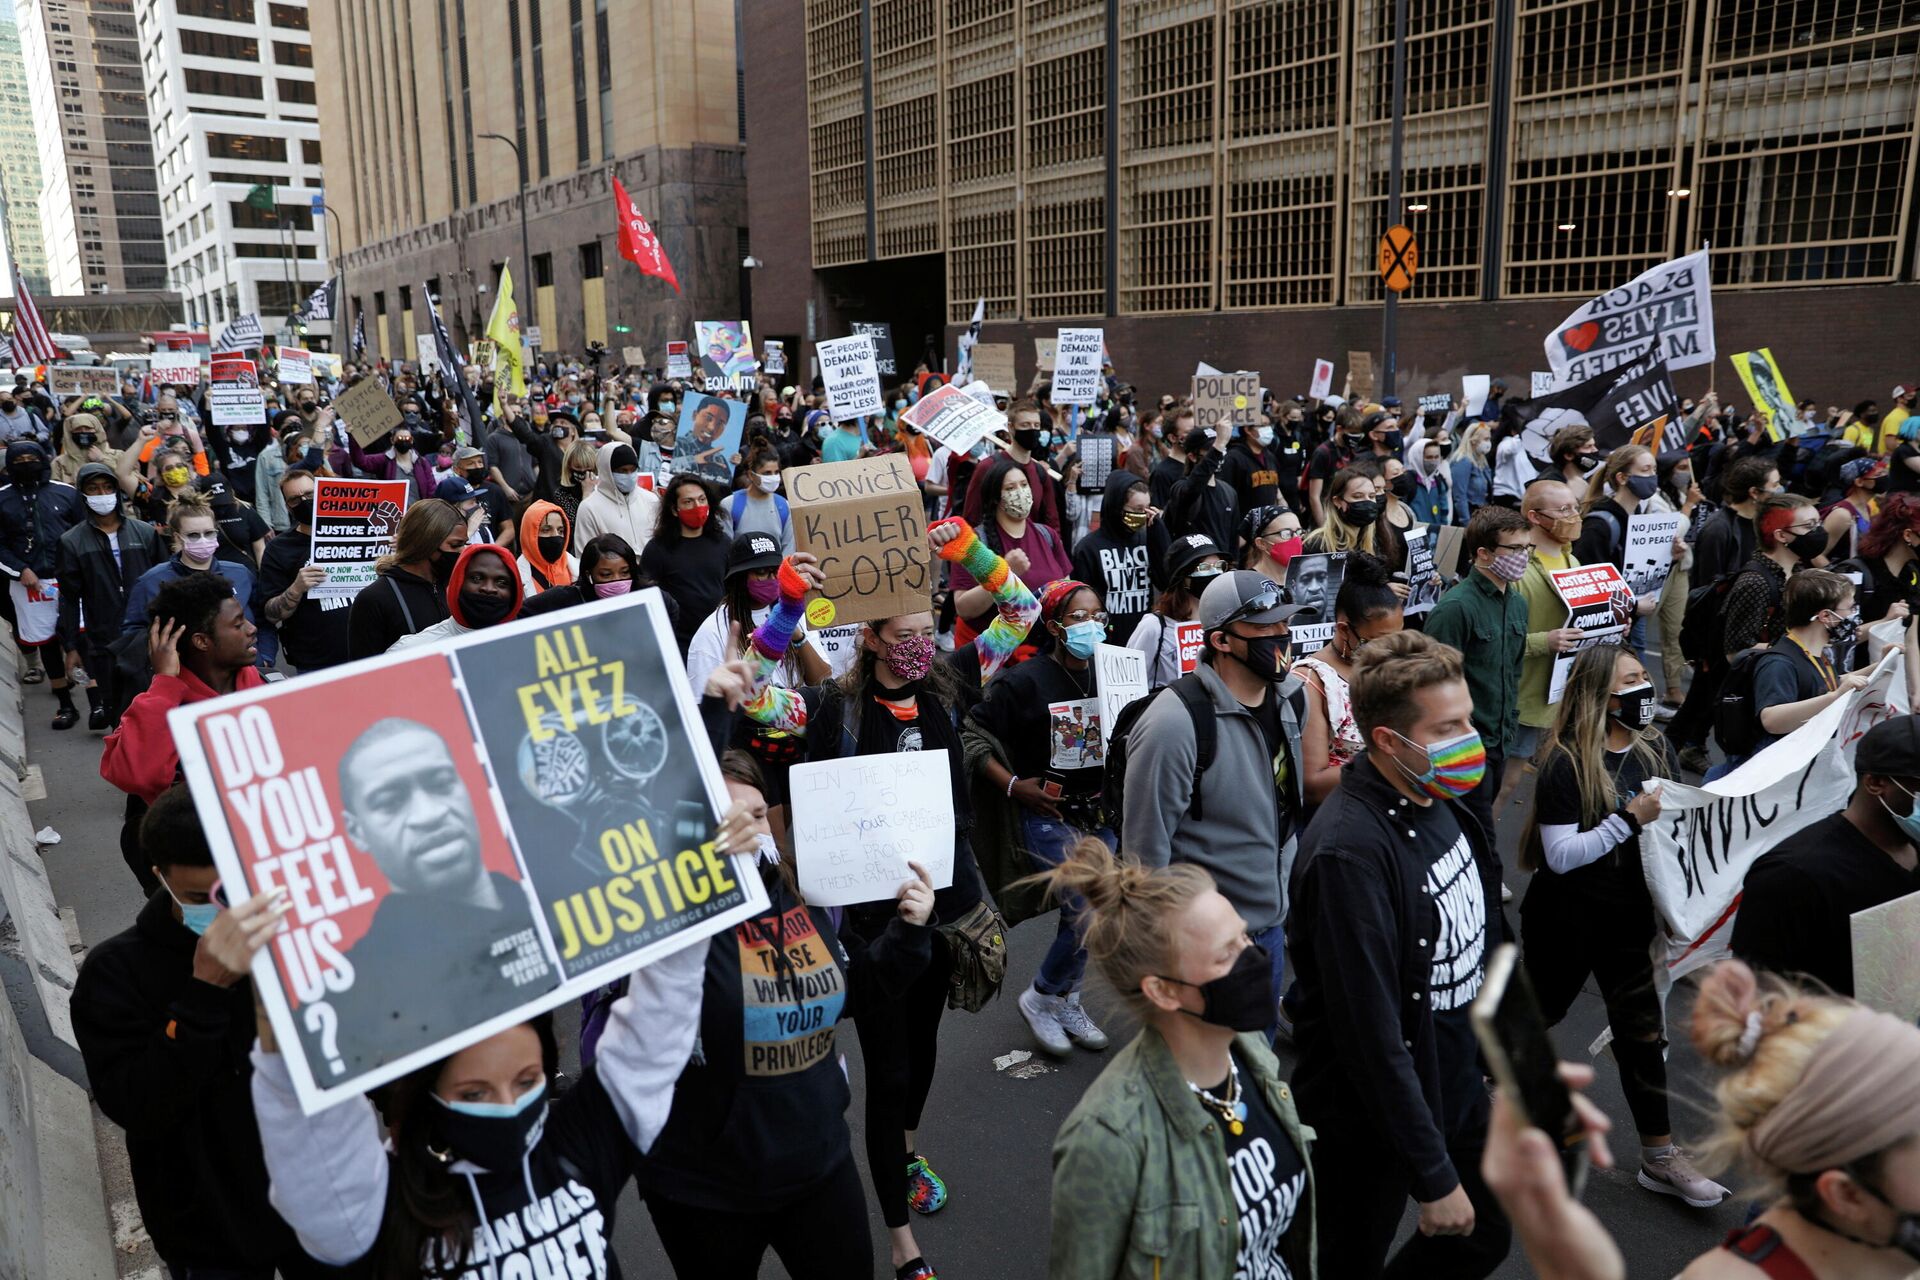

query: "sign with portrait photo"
left=694, top=320, right=757, bottom=391
left=673, top=392, right=748, bottom=484
left=1284, top=551, right=1345, bottom=650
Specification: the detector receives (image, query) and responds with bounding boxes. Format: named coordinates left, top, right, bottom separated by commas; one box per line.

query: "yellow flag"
left=486, top=265, right=526, bottom=399
left=1732, top=348, right=1796, bottom=442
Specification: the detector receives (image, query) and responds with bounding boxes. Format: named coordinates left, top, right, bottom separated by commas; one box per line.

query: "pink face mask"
left=593, top=579, right=633, bottom=599
left=882, top=633, right=936, bottom=681
left=746, top=577, right=782, bottom=607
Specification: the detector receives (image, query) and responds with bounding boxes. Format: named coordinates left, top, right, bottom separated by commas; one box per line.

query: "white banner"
left=1051, top=328, right=1104, bottom=405
left=790, top=750, right=954, bottom=907
left=414, top=333, right=439, bottom=376
left=1643, top=650, right=1909, bottom=980
left=1621, top=510, right=1686, bottom=605
left=817, top=333, right=882, bottom=422
left=151, top=351, right=201, bottom=386
left=277, top=348, right=314, bottom=386
left=1544, top=249, right=1715, bottom=385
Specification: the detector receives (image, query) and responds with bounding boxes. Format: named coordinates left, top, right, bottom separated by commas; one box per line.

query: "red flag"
left=613, top=177, right=681, bottom=295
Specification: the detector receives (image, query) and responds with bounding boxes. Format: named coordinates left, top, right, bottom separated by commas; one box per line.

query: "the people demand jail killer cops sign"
left=170, top=590, right=767, bottom=1114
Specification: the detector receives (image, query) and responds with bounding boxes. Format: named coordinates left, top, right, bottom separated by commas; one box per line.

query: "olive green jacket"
left=1049, top=1026, right=1317, bottom=1279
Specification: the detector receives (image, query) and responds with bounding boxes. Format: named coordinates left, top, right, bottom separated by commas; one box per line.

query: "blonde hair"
left=1520, top=644, right=1665, bottom=870
left=1579, top=443, right=1651, bottom=515
left=562, top=440, right=598, bottom=488
left=166, top=489, right=214, bottom=531
left=1022, top=837, right=1213, bottom=1021
left=1311, top=466, right=1386, bottom=556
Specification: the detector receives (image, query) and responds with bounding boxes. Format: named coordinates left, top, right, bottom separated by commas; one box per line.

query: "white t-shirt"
left=685, top=602, right=852, bottom=695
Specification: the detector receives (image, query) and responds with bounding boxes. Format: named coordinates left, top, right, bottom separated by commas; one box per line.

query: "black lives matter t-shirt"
left=1407, top=795, right=1490, bottom=1133
left=1220, top=1053, right=1308, bottom=1280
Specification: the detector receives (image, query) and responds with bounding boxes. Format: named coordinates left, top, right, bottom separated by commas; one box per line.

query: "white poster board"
left=1531, top=370, right=1556, bottom=398
left=1094, top=644, right=1149, bottom=746
left=790, top=750, right=955, bottom=907
left=817, top=333, right=883, bottom=422
left=1621, top=511, right=1686, bottom=605
left=1051, top=328, right=1104, bottom=405
left=151, top=351, right=201, bottom=386
left=278, top=348, right=314, bottom=386
left=1309, top=358, right=1334, bottom=400
left=1463, top=374, right=1492, bottom=418
left=901, top=382, right=1004, bottom=455
left=414, top=333, right=439, bottom=376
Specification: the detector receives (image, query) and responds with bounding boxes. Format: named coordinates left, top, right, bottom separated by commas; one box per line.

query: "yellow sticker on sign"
left=1233, top=395, right=1248, bottom=410
left=806, top=598, right=837, bottom=628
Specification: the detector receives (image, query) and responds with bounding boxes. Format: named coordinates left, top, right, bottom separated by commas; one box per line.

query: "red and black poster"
left=309, top=477, right=408, bottom=599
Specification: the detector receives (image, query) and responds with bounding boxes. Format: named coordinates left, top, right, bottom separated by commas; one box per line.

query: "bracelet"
left=1006, top=775, right=1019, bottom=797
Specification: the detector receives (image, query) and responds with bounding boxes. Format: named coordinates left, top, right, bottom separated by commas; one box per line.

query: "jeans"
left=1022, top=816, right=1114, bottom=995
left=1255, top=922, right=1288, bottom=1043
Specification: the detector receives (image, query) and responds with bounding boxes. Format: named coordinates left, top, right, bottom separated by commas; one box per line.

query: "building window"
left=179, top=29, right=257, bottom=59
left=206, top=133, right=287, bottom=162
left=232, top=242, right=317, bottom=258
left=532, top=252, right=553, bottom=288
left=277, top=78, right=316, bottom=104
left=176, top=0, right=253, bottom=19
left=185, top=69, right=264, bottom=98
left=273, top=41, right=312, bottom=67
left=457, top=0, right=477, bottom=201
left=229, top=200, right=314, bottom=231
left=579, top=241, right=601, bottom=278
left=301, top=139, right=321, bottom=164
left=374, top=291, right=386, bottom=317
left=570, top=0, right=587, bottom=167
left=508, top=0, right=529, bottom=186
left=268, top=3, right=308, bottom=29
left=399, top=284, right=412, bottom=314
left=530, top=0, right=549, bottom=179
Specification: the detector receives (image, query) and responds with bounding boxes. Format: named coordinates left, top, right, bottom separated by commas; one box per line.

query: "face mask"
left=161, top=877, right=220, bottom=936
left=756, top=472, right=782, bottom=493
left=160, top=465, right=191, bottom=489
left=1337, top=498, right=1380, bottom=527
left=84, top=491, right=118, bottom=516
left=1267, top=535, right=1304, bottom=568
left=1788, top=527, right=1827, bottom=562
left=428, top=1077, right=549, bottom=1172
left=551, top=425, right=571, bottom=439
left=537, top=534, right=566, bottom=563
left=881, top=632, right=935, bottom=682
left=1187, top=569, right=1222, bottom=597
left=1879, top=780, right=1920, bottom=847
left=1121, top=510, right=1149, bottom=532
left=1061, top=619, right=1103, bottom=660
left=1474, top=437, right=1491, bottom=456
left=660, top=401, right=676, bottom=415
left=746, top=577, right=781, bottom=607
left=1236, top=631, right=1291, bottom=681
left=1490, top=547, right=1531, bottom=582
left=180, top=532, right=219, bottom=563
left=461, top=587, right=515, bottom=627
left=1000, top=486, right=1034, bottom=519
left=611, top=471, right=638, bottom=495
left=1825, top=611, right=1861, bottom=647
left=1625, top=474, right=1659, bottom=500
left=593, top=578, right=633, bottom=599
left=1611, top=681, right=1657, bottom=731
left=433, top=548, right=462, bottom=579
left=402, top=412, right=423, bottom=428
left=72, top=432, right=97, bottom=449
left=1391, top=474, right=1416, bottom=502
left=568, top=394, right=583, bottom=406
left=1537, top=512, right=1581, bottom=544
left=677, top=502, right=709, bottom=529
left=1157, top=943, right=1273, bottom=1033
left=1386, top=728, right=1487, bottom=800
left=1013, top=428, right=1045, bottom=452
left=393, top=436, right=414, bottom=454
left=229, top=428, right=251, bottom=445
left=1576, top=453, right=1602, bottom=473
left=1674, top=470, right=1693, bottom=489
left=286, top=496, right=313, bottom=527
left=1381, top=430, right=1404, bottom=452
left=1251, top=426, right=1273, bottom=447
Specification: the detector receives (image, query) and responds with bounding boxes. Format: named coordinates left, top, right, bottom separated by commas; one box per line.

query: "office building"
left=135, top=0, right=329, bottom=336
left=743, top=0, right=1920, bottom=407
left=16, top=0, right=164, bottom=295
left=0, top=18, right=51, bottom=295
left=310, top=0, right=746, bottom=364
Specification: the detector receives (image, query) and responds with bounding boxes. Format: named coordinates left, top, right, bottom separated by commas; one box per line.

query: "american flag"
left=9, top=267, right=55, bottom=365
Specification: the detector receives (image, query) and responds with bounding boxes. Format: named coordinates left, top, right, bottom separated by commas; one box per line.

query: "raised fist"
left=367, top=500, right=403, bottom=534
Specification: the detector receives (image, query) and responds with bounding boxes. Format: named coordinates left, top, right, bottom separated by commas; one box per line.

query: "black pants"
left=1668, top=661, right=1722, bottom=750
left=121, top=792, right=157, bottom=896
left=1303, top=1091, right=1512, bottom=1280
left=854, top=935, right=953, bottom=1230
left=647, top=1155, right=872, bottom=1279
left=1460, top=744, right=1505, bottom=851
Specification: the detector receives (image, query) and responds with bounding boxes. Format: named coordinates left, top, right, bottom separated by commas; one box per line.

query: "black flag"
left=422, top=283, right=484, bottom=443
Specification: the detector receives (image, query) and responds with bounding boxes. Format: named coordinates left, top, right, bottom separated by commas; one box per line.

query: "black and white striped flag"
left=351, top=311, right=365, bottom=357
left=216, top=312, right=264, bottom=351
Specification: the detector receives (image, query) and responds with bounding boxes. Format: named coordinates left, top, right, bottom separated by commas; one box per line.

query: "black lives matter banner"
left=170, top=590, right=766, bottom=1114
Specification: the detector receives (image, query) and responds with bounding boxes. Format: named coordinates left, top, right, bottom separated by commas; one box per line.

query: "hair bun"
left=1692, top=960, right=1766, bottom=1068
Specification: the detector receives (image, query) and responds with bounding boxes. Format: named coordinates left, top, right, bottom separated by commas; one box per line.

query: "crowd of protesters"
left=0, top=334, right=1908, bottom=1280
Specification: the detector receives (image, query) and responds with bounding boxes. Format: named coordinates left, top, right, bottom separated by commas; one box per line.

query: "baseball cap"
left=434, top=476, right=478, bottom=502
left=1197, top=570, right=1313, bottom=633
left=1857, top=715, right=1920, bottom=778
left=726, top=532, right=783, bottom=577
left=1380, top=396, right=1402, bottom=410
left=1165, top=532, right=1224, bottom=583
left=1842, top=456, right=1889, bottom=486
left=1896, top=385, right=1915, bottom=401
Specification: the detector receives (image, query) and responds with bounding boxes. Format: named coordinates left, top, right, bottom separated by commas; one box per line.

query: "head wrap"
left=1039, top=578, right=1093, bottom=622
left=1745, top=1009, right=1920, bottom=1172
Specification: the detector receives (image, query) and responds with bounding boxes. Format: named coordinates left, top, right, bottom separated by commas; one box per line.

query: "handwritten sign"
left=786, top=453, right=932, bottom=624
left=1094, top=644, right=1149, bottom=746
left=817, top=333, right=883, bottom=421
left=1192, top=371, right=1261, bottom=433
left=334, top=378, right=404, bottom=447
left=49, top=366, right=119, bottom=398
left=1051, top=328, right=1103, bottom=405
left=971, top=342, right=1015, bottom=393
left=151, top=351, right=201, bottom=386
left=1348, top=351, right=1374, bottom=400
left=790, top=750, right=955, bottom=907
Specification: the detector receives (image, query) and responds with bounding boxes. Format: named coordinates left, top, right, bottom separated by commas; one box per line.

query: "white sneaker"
left=1018, top=987, right=1072, bottom=1056
left=1638, top=1148, right=1730, bottom=1208
left=1058, top=992, right=1110, bottom=1050
left=1500, top=881, right=1514, bottom=903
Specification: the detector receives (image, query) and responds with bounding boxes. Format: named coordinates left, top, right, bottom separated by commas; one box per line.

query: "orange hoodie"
left=517, top=499, right=575, bottom=588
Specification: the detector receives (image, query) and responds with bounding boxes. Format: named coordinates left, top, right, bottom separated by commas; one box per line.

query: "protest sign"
left=1643, top=650, right=1907, bottom=980
left=414, top=333, right=439, bottom=377
left=786, top=453, right=932, bottom=624
left=150, top=350, right=201, bottom=386
left=1852, top=889, right=1920, bottom=1021
left=623, top=345, right=647, bottom=368
left=762, top=339, right=785, bottom=375
left=1621, top=511, right=1686, bottom=604
left=1052, top=328, right=1104, bottom=405
left=311, top=352, right=343, bottom=383
left=1347, top=351, right=1374, bottom=400
left=850, top=322, right=896, bottom=377
left=49, top=365, right=118, bottom=398
left=790, top=750, right=954, bottom=908
left=334, top=376, right=404, bottom=447
left=971, top=342, right=1015, bottom=393
left=1417, top=392, right=1451, bottom=416
left=1310, top=358, right=1334, bottom=400
left=170, top=590, right=765, bottom=1113
left=1463, top=375, right=1491, bottom=418
left=1094, top=644, right=1149, bottom=746
left=1191, top=371, right=1262, bottom=432
left=1435, top=524, right=1466, bottom=583
left=209, top=352, right=256, bottom=384
left=1035, top=336, right=1057, bottom=372
left=1403, top=525, right=1442, bottom=615
left=817, top=333, right=883, bottom=422
left=1175, top=620, right=1205, bottom=674
left=1532, top=370, right=1555, bottom=397
left=902, top=382, right=1004, bottom=455
left=278, top=348, right=314, bottom=386
left=309, top=477, right=409, bottom=599
left=1547, top=563, right=1633, bottom=702
left=695, top=320, right=757, bottom=390
left=1733, top=348, right=1798, bottom=438
left=673, top=392, right=748, bottom=484
left=1545, top=248, right=1714, bottom=384
left=1285, top=552, right=1345, bottom=650
left=665, top=341, right=693, bottom=380
left=208, top=356, right=267, bottom=428
left=1076, top=434, right=1115, bottom=493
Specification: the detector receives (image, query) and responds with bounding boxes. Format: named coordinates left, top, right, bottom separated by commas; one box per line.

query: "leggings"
left=854, top=935, right=954, bottom=1229
left=647, top=1155, right=872, bottom=1279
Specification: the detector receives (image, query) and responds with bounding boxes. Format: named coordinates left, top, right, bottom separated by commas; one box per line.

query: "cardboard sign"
left=1418, top=392, right=1452, bottom=416
left=1035, top=337, right=1057, bottom=373
left=278, top=348, right=314, bottom=386
left=1309, top=358, right=1334, bottom=400
left=1462, top=374, right=1492, bottom=418
left=901, top=382, right=1003, bottom=455
left=49, top=365, right=119, bottom=398
left=1347, top=351, right=1374, bottom=400
left=971, top=342, right=1015, bottom=394
left=1435, top=524, right=1466, bottom=583
left=622, top=345, right=647, bottom=369
left=1852, top=888, right=1920, bottom=1021
left=790, top=750, right=954, bottom=907
left=665, top=341, right=692, bottom=380
left=334, top=377, right=404, bottom=447
left=150, top=351, right=201, bottom=386
left=1547, top=563, right=1633, bottom=702
left=1076, top=434, right=1116, bottom=493
left=1192, top=371, right=1262, bottom=432
left=817, top=333, right=883, bottom=421
left=1051, top=328, right=1104, bottom=405
left=1622, top=510, right=1686, bottom=605
left=850, top=322, right=896, bottom=377
left=786, top=453, right=933, bottom=624
left=1175, top=620, right=1205, bottom=674
left=1094, top=644, right=1149, bottom=747
left=309, top=477, right=409, bottom=599
left=169, top=591, right=765, bottom=1113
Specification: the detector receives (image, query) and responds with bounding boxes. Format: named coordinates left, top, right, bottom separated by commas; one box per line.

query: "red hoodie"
left=444, top=542, right=524, bottom=628
left=101, top=666, right=267, bottom=804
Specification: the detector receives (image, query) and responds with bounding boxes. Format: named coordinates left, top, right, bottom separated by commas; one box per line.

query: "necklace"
left=1187, top=1056, right=1248, bottom=1137
left=1053, top=654, right=1092, bottom=698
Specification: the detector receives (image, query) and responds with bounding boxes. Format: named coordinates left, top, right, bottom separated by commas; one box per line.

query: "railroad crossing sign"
left=1379, top=225, right=1419, bottom=293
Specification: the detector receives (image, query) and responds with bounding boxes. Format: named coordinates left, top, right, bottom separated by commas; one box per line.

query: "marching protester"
left=1045, top=838, right=1316, bottom=1279
left=685, top=532, right=832, bottom=698
left=1303, top=465, right=1405, bottom=575
left=724, top=447, right=795, bottom=554
left=1407, top=434, right=1452, bottom=526
left=641, top=474, right=732, bottom=654
left=1450, top=423, right=1494, bottom=525
left=56, top=462, right=166, bottom=724
left=1166, top=424, right=1239, bottom=553
left=346, top=419, right=437, bottom=503
left=573, top=440, right=663, bottom=557
left=1545, top=425, right=1602, bottom=489
left=345, top=498, right=463, bottom=658
left=1242, top=503, right=1305, bottom=588
left=1125, top=532, right=1225, bottom=689
left=1291, top=550, right=1404, bottom=811
left=1504, top=480, right=1586, bottom=814
left=0, top=438, right=82, bottom=722
left=120, top=493, right=268, bottom=663
left=1718, top=569, right=1867, bottom=771
left=1820, top=456, right=1885, bottom=562
left=514, top=499, right=578, bottom=597
left=1220, top=415, right=1283, bottom=518
left=552, top=438, right=602, bottom=528
left=1836, top=492, right=1920, bottom=629
left=951, top=455, right=1071, bottom=648
left=1070, top=471, right=1160, bottom=645
left=390, top=542, right=525, bottom=649
left=961, top=399, right=1063, bottom=536
left=258, top=467, right=352, bottom=674
left=1572, top=443, right=1667, bottom=656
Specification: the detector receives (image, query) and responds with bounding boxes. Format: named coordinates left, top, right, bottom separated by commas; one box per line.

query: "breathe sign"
left=786, top=454, right=932, bottom=624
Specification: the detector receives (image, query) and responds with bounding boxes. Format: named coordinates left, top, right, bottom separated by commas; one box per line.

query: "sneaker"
left=1018, top=986, right=1072, bottom=1056
left=50, top=705, right=78, bottom=731
left=1653, top=700, right=1680, bottom=723
left=20, top=662, right=43, bottom=685
left=1500, top=881, right=1513, bottom=903
left=87, top=704, right=107, bottom=733
left=1639, top=1148, right=1730, bottom=1208
left=896, top=1257, right=938, bottom=1280
left=905, top=1154, right=947, bottom=1214
left=1678, top=745, right=1712, bottom=774
left=1058, top=992, right=1110, bottom=1050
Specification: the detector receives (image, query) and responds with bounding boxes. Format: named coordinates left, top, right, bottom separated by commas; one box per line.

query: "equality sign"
left=169, top=591, right=765, bottom=1113
left=790, top=750, right=954, bottom=908
left=1192, top=371, right=1261, bottom=433
left=309, top=477, right=409, bottom=599
left=901, top=382, right=1003, bottom=455
left=786, top=453, right=933, bottom=624
left=1621, top=510, right=1686, bottom=605
left=1546, top=563, right=1633, bottom=703
left=1545, top=248, right=1715, bottom=385
left=1051, top=328, right=1104, bottom=405
left=333, top=377, right=404, bottom=447
left=695, top=320, right=757, bottom=391
left=817, top=333, right=883, bottom=422
left=1094, top=644, right=1149, bottom=747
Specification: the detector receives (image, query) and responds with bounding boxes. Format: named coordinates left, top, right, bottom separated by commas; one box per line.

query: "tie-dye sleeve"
left=933, top=518, right=1038, bottom=683
left=741, top=560, right=811, bottom=733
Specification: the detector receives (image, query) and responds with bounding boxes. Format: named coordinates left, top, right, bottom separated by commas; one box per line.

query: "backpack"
left=1104, top=672, right=1216, bottom=839
left=1714, top=646, right=1789, bottom=760
left=1678, top=570, right=1740, bottom=665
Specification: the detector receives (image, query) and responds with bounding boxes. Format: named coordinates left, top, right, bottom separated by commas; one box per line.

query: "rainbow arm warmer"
left=740, top=559, right=811, bottom=733
left=933, top=518, right=1039, bottom=683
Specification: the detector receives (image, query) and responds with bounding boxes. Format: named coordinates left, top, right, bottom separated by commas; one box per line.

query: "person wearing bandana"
left=389, top=542, right=524, bottom=650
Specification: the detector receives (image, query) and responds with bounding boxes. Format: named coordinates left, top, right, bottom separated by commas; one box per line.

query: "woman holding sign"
left=741, top=518, right=1038, bottom=1280
left=1573, top=444, right=1670, bottom=661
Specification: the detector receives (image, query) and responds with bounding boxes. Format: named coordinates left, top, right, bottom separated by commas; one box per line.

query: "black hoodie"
left=1071, top=469, right=1164, bottom=644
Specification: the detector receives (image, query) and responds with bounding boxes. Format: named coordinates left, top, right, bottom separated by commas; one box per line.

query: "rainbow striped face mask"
left=1386, top=729, right=1487, bottom=800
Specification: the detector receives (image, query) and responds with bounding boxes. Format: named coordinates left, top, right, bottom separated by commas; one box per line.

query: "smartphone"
left=1041, top=779, right=1063, bottom=800
left=1471, top=943, right=1590, bottom=1197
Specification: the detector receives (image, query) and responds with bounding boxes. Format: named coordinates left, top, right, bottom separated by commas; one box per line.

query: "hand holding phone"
left=1471, top=943, right=1590, bottom=1197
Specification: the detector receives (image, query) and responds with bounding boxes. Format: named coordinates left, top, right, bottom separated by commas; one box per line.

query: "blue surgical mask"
left=1880, top=781, right=1920, bottom=845
left=437, top=1075, right=547, bottom=1119
left=1062, top=619, right=1103, bottom=659
left=161, top=878, right=219, bottom=935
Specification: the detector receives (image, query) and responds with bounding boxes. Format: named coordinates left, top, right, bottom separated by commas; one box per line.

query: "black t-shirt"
left=1148, top=456, right=1184, bottom=509
left=1732, top=810, right=1920, bottom=997
left=969, top=654, right=1106, bottom=802
left=1530, top=740, right=1672, bottom=906
left=1306, top=440, right=1355, bottom=486
left=1405, top=795, right=1489, bottom=1132
left=257, top=530, right=354, bottom=671
left=1214, top=1051, right=1308, bottom=1280
left=640, top=531, right=732, bottom=653
left=1071, top=528, right=1152, bottom=646
left=1888, top=442, right=1920, bottom=495
left=1750, top=637, right=1833, bottom=752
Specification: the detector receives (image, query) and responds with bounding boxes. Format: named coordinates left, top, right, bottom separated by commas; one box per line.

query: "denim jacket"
left=1049, top=1026, right=1318, bottom=1279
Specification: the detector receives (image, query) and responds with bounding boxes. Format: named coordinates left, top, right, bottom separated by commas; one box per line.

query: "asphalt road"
left=31, top=668, right=1740, bottom=1279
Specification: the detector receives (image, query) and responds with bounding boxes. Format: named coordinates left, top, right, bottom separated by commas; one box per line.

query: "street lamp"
left=480, top=133, right=535, bottom=351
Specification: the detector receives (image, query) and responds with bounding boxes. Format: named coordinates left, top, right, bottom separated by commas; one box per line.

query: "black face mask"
left=1788, top=527, right=1828, bottom=562
left=1158, top=943, right=1274, bottom=1032
left=461, top=587, right=515, bottom=627
left=1391, top=474, right=1417, bottom=501
left=72, top=432, right=97, bottom=449
left=433, top=548, right=462, bottom=579
left=1381, top=430, right=1404, bottom=452
left=1186, top=570, right=1223, bottom=598
left=1610, top=682, right=1657, bottom=731
left=8, top=463, right=40, bottom=487
left=463, top=468, right=487, bottom=485
left=537, top=534, right=566, bottom=563
left=1343, top=431, right=1366, bottom=449
left=393, top=436, right=413, bottom=452
left=1014, top=428, right=1045, bottom=452
left=1575, top=453, right=1602, bottom=473
left=286, top=497, right=313, bottom=528
left=1235, top=630, right=1291, bottom=681
left=1338, top=498, right=1381, bottom=527
left=426, top=1080, right=549, bottom=1172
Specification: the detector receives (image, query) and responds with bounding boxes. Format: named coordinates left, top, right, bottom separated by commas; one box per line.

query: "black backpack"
left=1678, top=571, right=1740, bottom=665
left=1104, top=672, right=1216, bottom=838
left=1714, top=646, right=1789, bottom=760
